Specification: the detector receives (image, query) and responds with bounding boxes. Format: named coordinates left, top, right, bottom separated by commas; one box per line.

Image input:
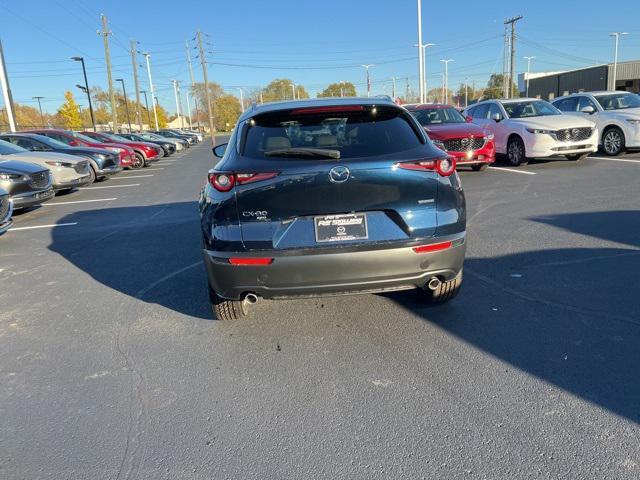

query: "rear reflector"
left=412, top=241, right=453, bottom=253
left=228, top=257, right=274, bottom=266
left=291, top=105, right=365, bottom=115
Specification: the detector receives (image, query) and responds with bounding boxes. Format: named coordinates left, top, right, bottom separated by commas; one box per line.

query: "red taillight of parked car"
left=412, top=241, right=453, bottom=253
left=228, top=257, right=274, bottom=265
left=208, top=172, right=278, bottom=192
left=396, top=157, right=457, bottom=177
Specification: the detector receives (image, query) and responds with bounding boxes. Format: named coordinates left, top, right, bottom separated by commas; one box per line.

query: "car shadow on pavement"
left=389, top=210, right=640, bottom=424
left=49, top=201, right=213, bottom=320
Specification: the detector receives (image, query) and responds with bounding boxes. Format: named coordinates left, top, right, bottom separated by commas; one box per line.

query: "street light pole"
left=143, top=53, right=159, bottom=130
left=115, top=78, right=132, bottom=132
left=362, top=64, right=374, bottom=97
left=290, top=82, right=296, bottom=100
left=415, top=43, right=436, bottom=102
left=609, top=32, right=628, bottom=90
left=464, top=78, right=468, bottom=108
left=524, top=56, right=535, bottom=97
left=32, top=96, right=45, bottom=127
left=237, top=88, right=244, bottom=112
left=440, top=59, right=454, bottom=104
left=71, top=56, right=96, bottom=131
left=416, top=0, right=424, bottom=103
left=140, top=90, right=151, bottom=127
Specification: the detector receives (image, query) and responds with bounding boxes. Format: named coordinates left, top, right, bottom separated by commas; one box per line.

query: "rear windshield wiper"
left=264, top=148, right=341, bottom=159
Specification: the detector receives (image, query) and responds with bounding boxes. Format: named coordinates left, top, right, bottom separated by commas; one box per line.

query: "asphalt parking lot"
left=1, top=140, right=639, bottom=479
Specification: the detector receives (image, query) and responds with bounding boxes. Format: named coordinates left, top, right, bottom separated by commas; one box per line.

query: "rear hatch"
left=228, top=104, right=443, bottom=250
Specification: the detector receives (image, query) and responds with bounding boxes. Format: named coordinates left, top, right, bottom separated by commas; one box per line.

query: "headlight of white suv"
left=526, top=128, right=554, bottom=134
left=485, top=133, right=495, bottom=140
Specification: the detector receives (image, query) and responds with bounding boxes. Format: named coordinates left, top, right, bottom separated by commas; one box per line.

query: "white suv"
left=552, top=91, right=640, bottom=156
left=463, top=98, right=598, bottom=166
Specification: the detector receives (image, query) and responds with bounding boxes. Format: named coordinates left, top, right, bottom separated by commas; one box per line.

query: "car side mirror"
left=491, top=112, right=503, bottom=122
left=580, top=106, right=595, bottom=114
left=465, top=115, right=473, bottom=123
left=212, top=143, right=227, bottom=158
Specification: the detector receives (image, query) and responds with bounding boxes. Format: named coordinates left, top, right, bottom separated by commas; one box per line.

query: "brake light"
left=396, top=157, right=457, bottom=177
left=228, top=257, right=273, bottom=265
left=208, top=172, right=278, bottom=191
left=291, top=105, right=365, bottom=115
left=412, top=241, right=453, bottom=253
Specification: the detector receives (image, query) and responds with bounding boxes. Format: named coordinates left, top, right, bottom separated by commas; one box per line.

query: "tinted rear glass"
left=241, top=106, right=423, bottom=159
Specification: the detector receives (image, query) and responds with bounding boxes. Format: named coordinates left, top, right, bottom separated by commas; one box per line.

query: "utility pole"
left=99, top=14, right=117, bottom=132
left=464, top=78, right=468, bottom=108
left=184, top=91, right=192, bottom=129
left=140, top=90, right=152, bottom=127
left=610, top=32, right=628, bottom=90
left=440, top=59, right=454, bottom=104
left=524, top=56, right=535, bottom=97
left=237, top=88, right=244, bottom=112
left=0, top=38, right=16, bottom=132
left=196, top=30, right=215, bottom=144
left=172, top=80, right=182, bottom=128
left=391, top=77, right=398, bottom=100
left=504, top=15, right=523, bottom=99
left=405, top=77, right=410, bottom=102
left=290, top=82, right=296, bottom=100
left=441, top=73, right=445, bottom=104
left=130, top=40, right=142, bottom=131
left=416, top=0, right=424, bottom=103
left=185, top=39, right=199, bottom=131
left=33, top=96, right=45, bottom=127
left=143, top=53, right=159, bottom=130
left=115, top=78, right=132, bottom=132
left=502, top=25, right=509, bottom=98
left=362, top=64, right=374, bottom=97
left=72, top=56, right=96, bottom=131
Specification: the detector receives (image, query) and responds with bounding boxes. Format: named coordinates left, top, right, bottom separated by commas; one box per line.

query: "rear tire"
left=566, top=153, right=588, bottom=161
left=208, top=285, right=247, bottom=320
left=420, top=269, right=463, bottom=304
left=88, top=166, right=97, bottom=183
left=506, top=136, right=529, bottom=166
left=471, top=163, right=488, bottom=171
left=602, top=127, right=625, bottom=156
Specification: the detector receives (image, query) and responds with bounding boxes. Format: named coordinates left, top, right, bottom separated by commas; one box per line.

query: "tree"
left=317, top=82, right=357, bottom=98
left=454, top=83, right=477, bottom=107
left=215, top=94, right=242, bottom=131
left=261, top=79, right=307, bottom=102
left=57, top=91, right=82, bottom=130
left=155, top=103, right=168, bottom=128
left=481, top=74, right=518, bottom=100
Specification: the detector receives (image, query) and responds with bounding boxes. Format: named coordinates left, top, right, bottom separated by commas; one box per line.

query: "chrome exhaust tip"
left=427, top=277, right=442, bottom=291
left=243, top=293, right=259, bottom=305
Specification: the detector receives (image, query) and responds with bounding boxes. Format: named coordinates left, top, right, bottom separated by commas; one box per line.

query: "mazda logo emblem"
left=461, top=138, right=470, bottom=146
left=329, top=165, right=350, bottom=183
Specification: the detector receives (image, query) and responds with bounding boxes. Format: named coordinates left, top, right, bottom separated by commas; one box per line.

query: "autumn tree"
left=214, top=94, right=242, bottom=131
left=155, top=102, right=169, bottom=128
left=57, top=91, right=83, bottom=130
left=482, top=74, right=518, bottom=100
left=261, top=79, right=308, bottom=102
left=317, top=82, right=357, bottom=98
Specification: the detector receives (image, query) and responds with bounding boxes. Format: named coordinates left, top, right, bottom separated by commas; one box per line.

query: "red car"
left=25, top=129, right=135, bottom=168
left=81, top=131, right=161, bottom=168
left=405, top=104, right=495, bottom=171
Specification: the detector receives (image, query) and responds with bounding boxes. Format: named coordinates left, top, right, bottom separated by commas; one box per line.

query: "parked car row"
left=0, top=128, right=201, bottom=235
left=404, top=90, right=640, bottom=169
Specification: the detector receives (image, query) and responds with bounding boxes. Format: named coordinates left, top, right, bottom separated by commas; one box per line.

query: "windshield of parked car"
left=594, top=93, right=640, bottom=110
left=30, top=135, right=69, bottom=149
left=242, top=106, right=423, bottom=160
left=101, top=133, right=131, bottom=143
left=501, top=100, right=561, bottom=119
left=71, top=131, right=101, bottom=143
left=408, top=106, right=466, bottom=125
left=0, top=139, right=29, bottom=155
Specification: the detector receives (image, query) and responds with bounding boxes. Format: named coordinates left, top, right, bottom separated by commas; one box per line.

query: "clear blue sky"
left=1, top=0, right=639, bottom=113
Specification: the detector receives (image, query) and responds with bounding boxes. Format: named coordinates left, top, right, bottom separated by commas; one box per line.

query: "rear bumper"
left=204, top=234, right=466, bottom=300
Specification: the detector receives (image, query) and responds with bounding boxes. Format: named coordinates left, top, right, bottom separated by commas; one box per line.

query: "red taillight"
left=412, top=241, right=453, bottom=253
left=208, top=172, right=278, bottom=192
left=291, top=105, right=365, bottom=115
left=228, top=257, right=273, bottom=265
left=397, top=157, right=457, bottom=177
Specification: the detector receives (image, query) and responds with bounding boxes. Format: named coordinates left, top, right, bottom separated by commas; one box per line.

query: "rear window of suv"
left=241, top=105, right=424, bottom=159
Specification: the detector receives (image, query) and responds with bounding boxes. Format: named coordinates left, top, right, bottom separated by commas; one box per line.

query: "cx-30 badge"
left=329, top=165, right=350, bottom=183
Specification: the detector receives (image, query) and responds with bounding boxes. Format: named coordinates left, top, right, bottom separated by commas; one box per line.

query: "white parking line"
left=44, top=198, right=117, bottom=206
left=81, top=183, right=140, bottom=189
left=10, top=222, right=78, bottom=231
left=589, top=156, right=640, bottom=164
left=489, top=166, right=537, bottom=175
left=111, top=175, right=153, bottom=179
left=139, top=168, right=164, bottom=171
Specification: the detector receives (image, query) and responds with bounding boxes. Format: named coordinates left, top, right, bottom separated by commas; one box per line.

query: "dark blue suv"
left=199, top=98, right=466, bottom=320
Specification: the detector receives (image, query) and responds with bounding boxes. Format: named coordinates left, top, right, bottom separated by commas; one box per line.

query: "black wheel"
left=88, top=166, right=97, bottom=183
left=602, top=127, right=625, bottom=156
left=471, top=163, right=489, bottom=171
left=420, top=269, right=463, bottom=304
left=131, top=153, right=145, bottom=169
left=208, top=285, right=247, bottom=320
left=506, top=136, right=529, bottom=166
left=566, top=153, right=588, bottom=161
